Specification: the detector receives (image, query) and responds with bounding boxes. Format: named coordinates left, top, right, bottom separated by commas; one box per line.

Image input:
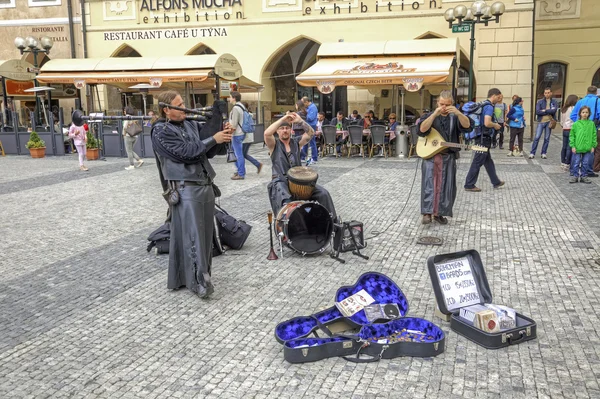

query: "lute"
left=416, top=128, right=488, bottom=159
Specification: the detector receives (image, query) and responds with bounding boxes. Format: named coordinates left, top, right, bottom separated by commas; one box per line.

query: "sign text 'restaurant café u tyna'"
left=132, top=0, right=443, bottom=24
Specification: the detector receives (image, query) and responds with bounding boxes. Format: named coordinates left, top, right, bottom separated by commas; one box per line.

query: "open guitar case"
left=427, top=250, right=537, bottom=349
left=274, top=272, right=446, bottom=363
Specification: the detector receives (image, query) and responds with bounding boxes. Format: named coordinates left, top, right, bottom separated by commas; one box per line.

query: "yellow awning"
left=37, top=53, right=242, bottom=85
left=37, top=70, right=211, bottom=85
left=296, top=55, right=454, bottom=92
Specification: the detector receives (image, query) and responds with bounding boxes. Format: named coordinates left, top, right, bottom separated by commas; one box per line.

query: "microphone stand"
left=267, top=211, right=278, bottom=260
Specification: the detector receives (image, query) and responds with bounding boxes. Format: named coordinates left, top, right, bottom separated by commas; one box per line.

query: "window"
left=592, top=68, right=600, bottom=89
left=457, top=68, right=470, bottom=103
left=0, top=0, right=15, bottom=8
left=29, top=0, right=61, bottom=6
left=536, top=62, right=567, bottom=101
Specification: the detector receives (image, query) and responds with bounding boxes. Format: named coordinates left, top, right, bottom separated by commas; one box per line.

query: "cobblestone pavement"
left=1, top=135, right=600, bottom=399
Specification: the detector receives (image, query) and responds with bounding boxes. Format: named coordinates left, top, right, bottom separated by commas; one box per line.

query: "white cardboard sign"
left=434, top=257, right=480, bottom=311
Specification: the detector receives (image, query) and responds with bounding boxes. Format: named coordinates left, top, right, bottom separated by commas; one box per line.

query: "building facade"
left=534, top=0, right=600, bottom=106
left=0, top=0, right=83, bottom=123
left=81, top=0, right=535, bottom=123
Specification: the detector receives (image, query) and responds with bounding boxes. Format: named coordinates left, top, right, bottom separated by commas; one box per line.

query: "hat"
left=279, top=122, right=291, bottom=128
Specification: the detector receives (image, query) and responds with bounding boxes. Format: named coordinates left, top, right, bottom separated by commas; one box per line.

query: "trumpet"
left=158, top=102, right=213, bottom=117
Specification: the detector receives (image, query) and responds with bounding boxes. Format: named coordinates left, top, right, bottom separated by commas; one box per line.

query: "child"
left=68, top=123, right=88, bottom=171
left=569, top=106, right=597, bottom=183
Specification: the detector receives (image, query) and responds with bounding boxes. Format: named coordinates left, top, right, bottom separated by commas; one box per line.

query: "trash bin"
left=395, top=125, right=409, bottom=158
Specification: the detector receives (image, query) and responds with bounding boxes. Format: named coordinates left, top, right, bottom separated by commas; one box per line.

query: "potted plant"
left=86, top=131, right=101, bottom=160
left=25, top=131, right=46, bottom=158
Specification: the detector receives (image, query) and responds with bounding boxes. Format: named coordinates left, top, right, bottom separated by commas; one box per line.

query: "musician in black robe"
left=265, top=113, right=337, bottom=219
left=417, top=91, right=473, bottom=225
left=151, top=91, right=231, bottom=298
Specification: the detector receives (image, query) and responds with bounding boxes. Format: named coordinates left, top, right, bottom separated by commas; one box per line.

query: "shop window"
left=592, top=68, right=600, bottom=88
left=0, top=0, right=15, bottom=8
left=272, top=53, right=295, bottom=106
left=457, top=68, right=470, bottom=104
left=28, top=0, right=61, bottom=6
left=537, top=62, right=567, bottom=101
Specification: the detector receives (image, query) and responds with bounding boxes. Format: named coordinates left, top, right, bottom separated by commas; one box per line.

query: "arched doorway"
left=592, top=67, right=600, bottom=88
left=186, top=44, right=216, bottom=55
left=186, top=44, right=216, bottom=107
left=107, top=44, right=143, bottom=112
left=262, top=36, right=344, bottom=121
left=111, top=44, right=142, bottom=58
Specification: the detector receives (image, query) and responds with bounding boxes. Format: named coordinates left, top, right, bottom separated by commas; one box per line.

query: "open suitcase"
left=427, top=249, right=537, bottom=349
left=275, top=272, right=446, bottom=363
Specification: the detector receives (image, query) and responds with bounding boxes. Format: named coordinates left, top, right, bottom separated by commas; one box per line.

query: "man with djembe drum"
left=264, top=112, right=337, bottom=219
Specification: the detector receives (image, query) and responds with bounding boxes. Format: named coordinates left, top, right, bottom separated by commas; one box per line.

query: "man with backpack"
left=464, top=88, right=506, bottom=192
left=229, top=91, right=257, bottom=180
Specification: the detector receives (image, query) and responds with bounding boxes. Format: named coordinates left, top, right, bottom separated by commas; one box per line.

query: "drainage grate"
left=417, top=236, right=444, bottom=246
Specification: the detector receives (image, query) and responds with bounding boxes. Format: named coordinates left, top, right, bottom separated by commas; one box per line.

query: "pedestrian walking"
left=569, top=106, right=597, bottom=184
left=123, top=107, right=144, bottom=170
left=493, top=94, right=507, bottom=149
left=242, top=102, right=263, bottom=175
left=464, top=88, right=505, bottom=191
left=68, top=122, right=89, bottom=171
left=228, top=92, right=261, bottom=180
left=506, top=97, right=526, bottom=157
left=560, top=95, right=578, bottom=171
left=301, top=96, right=319, bottom=165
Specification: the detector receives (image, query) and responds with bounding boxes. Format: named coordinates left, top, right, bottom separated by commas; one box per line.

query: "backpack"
left=235, top=104, right=255, bottom=134
left=462, top=100, right=492, bottom=139
left=146, top=220, right=224, bottom=257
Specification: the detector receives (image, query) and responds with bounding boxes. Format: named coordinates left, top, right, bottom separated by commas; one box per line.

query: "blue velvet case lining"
left=284, top=317, right=445, bottom=349
left=275, top=272, right=409, bottom=343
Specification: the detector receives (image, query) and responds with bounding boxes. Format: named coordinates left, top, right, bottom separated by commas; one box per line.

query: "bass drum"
left=276, top=201, right=334, bottom=255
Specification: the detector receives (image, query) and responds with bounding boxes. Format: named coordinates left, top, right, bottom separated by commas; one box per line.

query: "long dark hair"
left=124, top=106, right=135, bottom=116
left=512, top=97, right=523, bottom=107
left=157, top=90, right=180, bottom=118
left=562, top=94, right=578, bottom=113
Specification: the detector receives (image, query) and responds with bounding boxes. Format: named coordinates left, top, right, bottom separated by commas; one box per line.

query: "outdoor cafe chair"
left=408, top=124, right=420, bottom=158
left=348, top=125, right=367, bottom=158
left=369, top=125, right=388, bottom=158
left=322, top=125, right=339, bottom=157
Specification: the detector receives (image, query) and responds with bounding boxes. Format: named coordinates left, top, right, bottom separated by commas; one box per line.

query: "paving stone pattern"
left=1, top=136, right=600, bottom=399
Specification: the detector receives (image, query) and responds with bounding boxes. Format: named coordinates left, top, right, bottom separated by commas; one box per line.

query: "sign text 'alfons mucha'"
left=138, top=0, right=243, bottom=23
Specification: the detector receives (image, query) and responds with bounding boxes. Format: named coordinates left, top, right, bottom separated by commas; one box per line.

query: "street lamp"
left=444, top=1, right=505, bottom=101
left=14, top=35, right=53, bottom=126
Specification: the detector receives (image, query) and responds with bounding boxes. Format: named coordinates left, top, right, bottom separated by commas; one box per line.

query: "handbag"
left=214, top=205, right=252, bottom=250
left=226, top=143, right=237, bottom=163
left=126, top=121, right=143, bottom=137
left=549, top=117, right=557, bottom=130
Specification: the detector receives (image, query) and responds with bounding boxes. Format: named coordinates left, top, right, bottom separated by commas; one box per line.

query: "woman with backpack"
left=122, top=106, right=144, bottom=170
left=506, top=97, right=526, bottom=157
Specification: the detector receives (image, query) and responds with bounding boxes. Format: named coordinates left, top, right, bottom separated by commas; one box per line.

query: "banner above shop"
left=0, top=60, right=36, bottom=81
left=297, top=55, right=453, bottom=93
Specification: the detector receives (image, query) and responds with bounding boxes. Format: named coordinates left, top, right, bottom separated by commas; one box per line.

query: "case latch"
left=526, top=327, right=531, bottom=337
left=502, top=333, right=512, bottom=344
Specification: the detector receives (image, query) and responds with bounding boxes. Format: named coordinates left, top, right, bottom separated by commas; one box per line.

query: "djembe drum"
left=287, top=166, right=318, bottom=200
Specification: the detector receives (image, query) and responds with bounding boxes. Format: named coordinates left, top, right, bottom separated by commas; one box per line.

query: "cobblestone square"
left=1, top=137, right=600, bottom=398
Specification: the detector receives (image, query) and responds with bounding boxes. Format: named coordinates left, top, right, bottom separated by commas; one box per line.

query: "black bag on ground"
left=147, top=220, right=224, bottom=257
left=214, top=205, right=252, bottom=250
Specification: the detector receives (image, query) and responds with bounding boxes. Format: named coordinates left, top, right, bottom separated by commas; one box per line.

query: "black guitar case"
left=274, top=272, right=446, bottom=363
left=427, top=249, right=537, bottom=349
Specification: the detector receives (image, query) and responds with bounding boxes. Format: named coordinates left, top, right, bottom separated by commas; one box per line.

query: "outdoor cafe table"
left=334, top=129, right=397, bottom=141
